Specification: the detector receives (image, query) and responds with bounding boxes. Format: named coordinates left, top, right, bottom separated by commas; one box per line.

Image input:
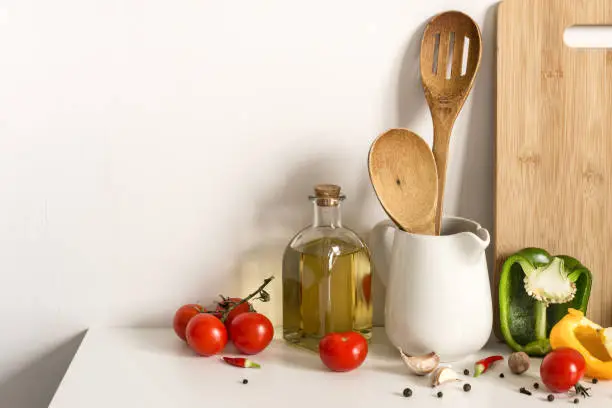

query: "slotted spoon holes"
left=432, top=33, right=441, bottom=75
left=431, top=31, right=471, bottom=79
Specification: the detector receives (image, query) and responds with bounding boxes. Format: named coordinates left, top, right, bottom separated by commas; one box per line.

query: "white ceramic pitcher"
left=370, top=216, right=492, bottom=361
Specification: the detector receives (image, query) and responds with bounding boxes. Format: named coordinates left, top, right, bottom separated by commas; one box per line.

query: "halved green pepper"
left=499, top=248, right=592, bottom=356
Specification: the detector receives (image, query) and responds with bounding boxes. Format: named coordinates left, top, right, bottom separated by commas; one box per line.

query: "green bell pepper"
left=499, top=248, right=592, bottom=356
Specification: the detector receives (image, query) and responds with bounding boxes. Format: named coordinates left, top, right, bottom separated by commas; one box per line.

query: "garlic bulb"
left=398, top=348, right=440, bottom=376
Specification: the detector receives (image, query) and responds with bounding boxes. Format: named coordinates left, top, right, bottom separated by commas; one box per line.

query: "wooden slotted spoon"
left=368, top=129, right=438, bottom=235
left=420, top=11, right=482, bottom=235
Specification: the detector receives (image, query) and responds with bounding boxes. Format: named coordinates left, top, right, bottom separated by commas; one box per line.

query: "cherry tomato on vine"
left=229, top=312, right=274, bottom=355
left=319, top=332, right=368, bottom=372
left=540, top=348, right=586, bottom=393
left=216, top=297, right=251, bottom=334
left=186, top=314, right=228, bottom=356
left=173, top=304, right=206, bottom=341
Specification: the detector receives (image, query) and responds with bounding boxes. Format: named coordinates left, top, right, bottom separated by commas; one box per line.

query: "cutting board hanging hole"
left=564, top=25, right=612, bottom=49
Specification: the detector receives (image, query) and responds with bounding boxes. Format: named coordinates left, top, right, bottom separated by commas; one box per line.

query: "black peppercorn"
left=464, top=369, right=469, bottom=375
left=463, top=383, right=471, bottom=392
left=592, top=378, right=599, bottom=384
left=574, top=398, right=579, bottom=404
left=533, top=382, right=539, bottom=389
left=547, top=394, right=555, bottom=402
left=499, top=373, right=505, bottom=378
left=403, top=388, right=412, bottom=397
left=242, top=379, right=248, bottom=384
left=437, top=391, right=443, bottom=398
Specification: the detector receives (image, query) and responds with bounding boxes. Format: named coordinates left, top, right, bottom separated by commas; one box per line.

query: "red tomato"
left=185, top=314, right=228, bottom=356
left=173, top=304, right=206, bottom=341
left=216, top=297, right=251, bottom=335
left=540, top=348, right=586, bottom=392
left=319, top=332, right=368, bottom=372
left=229, top=312, right=274, bottom=355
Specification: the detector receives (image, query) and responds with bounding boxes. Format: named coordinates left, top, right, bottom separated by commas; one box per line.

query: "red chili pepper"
left=474, top=355, right=503, bottom=377
left=223, top=357, right=261, bottom=368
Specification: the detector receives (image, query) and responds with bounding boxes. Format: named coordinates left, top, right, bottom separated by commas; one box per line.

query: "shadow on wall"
left=396, top=20, right=429, bottom=130
left=130, top=157, right=380, bottom=328
left=224, top=157, right=382, bottom=327
left=457, top=5, right=498, bottom=341
left=254, top=156, right=375, bottom=236
left=457, top=5, right=497, bottom=278
left=0, top=332, right=86, bottom=408
left=255, top=157, right=338, bottom=235
left=229, top=7, right=499, bottom=333
left=360, top=20, right=432, bottom=326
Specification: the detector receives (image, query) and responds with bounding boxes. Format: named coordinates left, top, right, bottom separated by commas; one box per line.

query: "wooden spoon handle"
left=432, top=123, right=452, bottom=235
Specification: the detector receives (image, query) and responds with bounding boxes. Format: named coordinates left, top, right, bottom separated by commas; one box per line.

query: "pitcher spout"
left=467, top=224, right=491, bottom=253
left=457, top=226, right=490, bottom=263
left=444, top=217, right=491, bottom=253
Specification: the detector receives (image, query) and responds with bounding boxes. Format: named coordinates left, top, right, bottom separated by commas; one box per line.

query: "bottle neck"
left=313, top=202, right=342, bottom=227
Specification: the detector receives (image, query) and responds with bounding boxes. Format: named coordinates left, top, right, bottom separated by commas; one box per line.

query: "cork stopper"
left=312, top=184, right=344, bottom=207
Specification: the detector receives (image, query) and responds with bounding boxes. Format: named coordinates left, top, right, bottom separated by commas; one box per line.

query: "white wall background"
left=0, top=1, right=498, bottom=406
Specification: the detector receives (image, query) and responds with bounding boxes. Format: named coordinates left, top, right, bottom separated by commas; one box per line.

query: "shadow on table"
left=367, top=337, right=410, bottom=378
left=266, top=343, right=326, bottom=373
left=0, top=332, right=85, bottom=408
left=368, top=362, right=408, bottom=377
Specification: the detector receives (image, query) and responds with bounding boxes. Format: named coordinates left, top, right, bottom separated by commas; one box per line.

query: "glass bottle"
left=282, top=184, right=373, bottom=351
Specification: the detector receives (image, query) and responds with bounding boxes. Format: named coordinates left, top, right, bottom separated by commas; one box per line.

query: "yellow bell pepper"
left=550, top=308, right=612, bottom=380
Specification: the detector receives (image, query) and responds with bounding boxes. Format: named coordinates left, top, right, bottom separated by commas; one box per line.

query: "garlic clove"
left=431, top=367, right=460, bottom=387
left=398, top=348, right=440, bottom=376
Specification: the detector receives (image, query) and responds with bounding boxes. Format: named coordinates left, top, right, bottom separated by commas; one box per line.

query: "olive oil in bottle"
left=282, top=184, right=373, bottom=352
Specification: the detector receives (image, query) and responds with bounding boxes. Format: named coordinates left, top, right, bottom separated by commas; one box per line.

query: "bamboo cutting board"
left=495, top=0, right=612, bottom=330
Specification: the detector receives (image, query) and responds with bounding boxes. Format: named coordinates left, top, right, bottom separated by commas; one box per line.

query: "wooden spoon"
left=420, top=11, right=482, bottom=234
left=368, top=129, right=438, bottom=235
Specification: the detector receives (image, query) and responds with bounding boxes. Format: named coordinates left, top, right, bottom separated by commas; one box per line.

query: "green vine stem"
left=219, top=276, right=275, bottom=322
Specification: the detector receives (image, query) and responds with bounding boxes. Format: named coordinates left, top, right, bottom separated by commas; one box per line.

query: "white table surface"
left=48, top=328, right=611, bottom=407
